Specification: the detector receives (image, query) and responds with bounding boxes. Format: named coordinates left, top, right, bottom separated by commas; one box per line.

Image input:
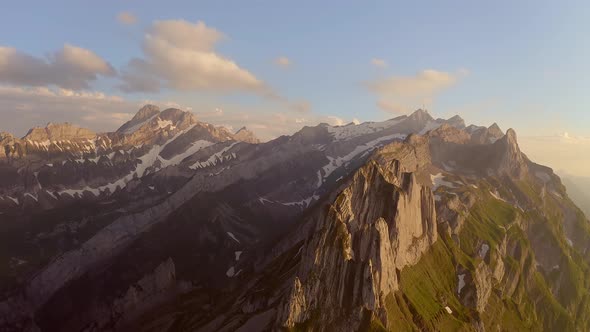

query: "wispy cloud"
left=119, top=19, right=307, bottom=112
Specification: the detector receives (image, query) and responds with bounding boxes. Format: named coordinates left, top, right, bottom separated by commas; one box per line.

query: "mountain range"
left=1, top=106, right=589, bottom=331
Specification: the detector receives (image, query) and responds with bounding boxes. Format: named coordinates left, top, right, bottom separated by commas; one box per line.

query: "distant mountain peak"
left=488, top=122, right=502, bottom=133
left=134, top=104, right=160, bottom=120
left=408, top=108, right=433, bottom=121
left=494, top=128, right=527, bottom=178
left=233, top=126, right=260, bottom=143
left=445, top=114, right=466, bottom=129
left=24, top=122, right=96, bottom=141
left=117, top=104, right=161, bottom=134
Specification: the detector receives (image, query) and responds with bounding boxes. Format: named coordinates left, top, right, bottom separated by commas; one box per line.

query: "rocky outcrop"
left=375, top=134, right=431, bottom=174
left=429, top=123, right=470, bottom=144
left=276, top=158, right=437, bottom=330
left=494, top=129, right=528, bottom=179
left=458, top=262, right=492, bottom=313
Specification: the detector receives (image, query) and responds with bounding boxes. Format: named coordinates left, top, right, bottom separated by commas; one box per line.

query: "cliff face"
left=276, top=159, right=437, bottom=330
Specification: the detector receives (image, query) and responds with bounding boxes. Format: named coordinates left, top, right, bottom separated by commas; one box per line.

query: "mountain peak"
left=134, top=104, right=160, bottom=121
left=409, top=108, right=433, bottom=121
left=488, top=122, right=502, bottom=133
left=445, top=114, right=466, bottom=129
left=506, top=127, right=517, bottom=138
left=117, top=104, right=161, bottom=133
left=494, top=128, right=527, bottom=178
left=233, top=126, right=260, bottom=143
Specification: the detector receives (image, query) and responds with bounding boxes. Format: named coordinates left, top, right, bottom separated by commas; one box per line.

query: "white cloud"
left=366, top=69, right=466, bottom=114
left=0, top=44, right=115, bottom=90
left=120, top=20, right=263, bottom=93
left=275, top=56, right=291, bottom=67
left=119, top=20, right=308, bottom=113
left=371, top=58, right=387, bottom=68
left=117, top=12, right=137, bottom=25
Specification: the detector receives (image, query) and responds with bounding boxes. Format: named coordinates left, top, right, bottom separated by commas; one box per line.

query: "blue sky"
left=1, top=1, right=589, bottom=174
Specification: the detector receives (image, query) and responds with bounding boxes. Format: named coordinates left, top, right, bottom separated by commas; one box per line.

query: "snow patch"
left=321, top=133, right=406, bottom=180
left=479, top=243, right=490, bottom=259
left=430, top=173, right=456, bottom=190
left=157, top=118, right=174, bottom=129
left=6, top=196, right=19, bottom=205
left=46, top=190, right=58, bottom=200
left=258, top=197, right=274, bottom=204
left=226, top=266, right=241, bottom=277
left=326, top=118, right=404, bottom=140
left=282, top=194, right=319, bottom=208
left=457, top=274, right=466, bottom=294
left=158, top=140, right=214, bottom=168
left=566, top=238, right=573, bottom=247
left=24, top=193, right=38, bottom=202
left=190, top=142, right=238, bottom=169
left=227, top=232, right=240, bottom=243
left=122, top=113, right=159, bottom=134
left=489, top=190, right=507, bottom=202
left=57, top=125, right=197, bottom=197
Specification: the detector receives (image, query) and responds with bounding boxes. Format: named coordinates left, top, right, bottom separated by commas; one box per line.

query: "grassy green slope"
left=370, top=175, right=590, bottom=332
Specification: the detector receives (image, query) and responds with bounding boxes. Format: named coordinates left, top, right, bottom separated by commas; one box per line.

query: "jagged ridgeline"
left=134, top=127, right=590, bottom=331
left=1, top=108, right=589, bottom=331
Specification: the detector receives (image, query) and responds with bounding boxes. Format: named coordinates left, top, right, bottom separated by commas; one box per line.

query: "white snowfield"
left=321, top=133, right=406, bottom=181
left=58, top=125, right=208, bottom=197
left=190, top=142, right=238, bottom=170
left=122, top=113, right=159, bottom=134
left=227, top=232, right=240, bottom=243
left=326, top=118, right=403, bottom=140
